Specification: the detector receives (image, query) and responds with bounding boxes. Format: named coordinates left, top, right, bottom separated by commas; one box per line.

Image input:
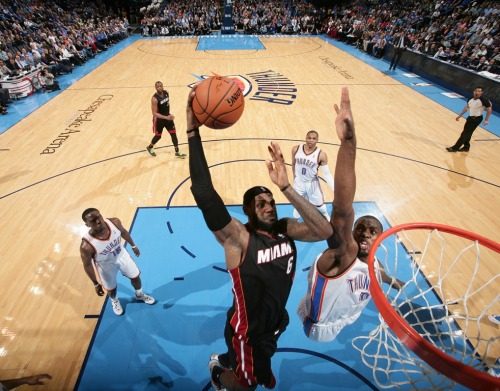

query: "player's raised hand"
left=334, top=87, right=355, bottom=141
left=266, top=141, right=290, bottom=190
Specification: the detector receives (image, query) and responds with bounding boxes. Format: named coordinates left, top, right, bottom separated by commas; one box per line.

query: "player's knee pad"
left=191, top=184, right=231, bottom=231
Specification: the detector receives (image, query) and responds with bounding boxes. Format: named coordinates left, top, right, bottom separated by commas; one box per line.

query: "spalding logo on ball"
left=192, top=76, right=245, bottom=129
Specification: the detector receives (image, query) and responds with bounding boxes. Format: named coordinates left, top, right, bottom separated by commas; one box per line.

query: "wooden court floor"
left=0, top=36, right=498, bottom=389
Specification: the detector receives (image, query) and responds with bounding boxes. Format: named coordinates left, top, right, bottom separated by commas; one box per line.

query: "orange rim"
left=367, top=222, right=500, bottom=391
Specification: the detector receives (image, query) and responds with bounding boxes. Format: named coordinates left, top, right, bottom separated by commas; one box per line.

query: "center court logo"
left=188, top=70, right=297, bottom=105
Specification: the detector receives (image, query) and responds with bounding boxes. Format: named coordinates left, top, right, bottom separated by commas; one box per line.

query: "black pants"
left=390, top=48, right=404, bottom=69
left=452, top=116, right=483, bottom=150
left=0, top=88, right=9, bottom=105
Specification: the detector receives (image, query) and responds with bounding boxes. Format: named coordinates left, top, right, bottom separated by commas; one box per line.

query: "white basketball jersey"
left=298, top=251, right=374, bottom=342
left=82, top=218, right=124, bottom=264
left=294, top=145, right=321, bottom=182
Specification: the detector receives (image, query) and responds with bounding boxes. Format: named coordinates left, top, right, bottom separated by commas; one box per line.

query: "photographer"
left=40, top=68, right=60, bottom=92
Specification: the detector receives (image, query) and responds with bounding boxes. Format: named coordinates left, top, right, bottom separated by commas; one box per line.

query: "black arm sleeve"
left=189, top=135, right=232, bottom=232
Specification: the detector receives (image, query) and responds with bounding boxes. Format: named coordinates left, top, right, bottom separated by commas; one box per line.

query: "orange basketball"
left=192, top=76, right=245, bottom=129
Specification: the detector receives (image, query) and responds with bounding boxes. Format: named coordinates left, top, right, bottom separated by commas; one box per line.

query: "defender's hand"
left=266, top=141, right=290, bottom=190
left=334, top=87, right=355, bottom=141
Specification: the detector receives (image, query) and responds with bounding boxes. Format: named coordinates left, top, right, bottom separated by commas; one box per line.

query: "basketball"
left=192, top=76, right=245, bottom=129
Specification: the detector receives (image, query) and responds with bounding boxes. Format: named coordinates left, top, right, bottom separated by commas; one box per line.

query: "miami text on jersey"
left=257, top=242, right=293, bottom=264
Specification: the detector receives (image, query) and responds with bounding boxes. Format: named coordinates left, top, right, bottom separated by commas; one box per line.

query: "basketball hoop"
left=353, top=222, right=500, bottom=391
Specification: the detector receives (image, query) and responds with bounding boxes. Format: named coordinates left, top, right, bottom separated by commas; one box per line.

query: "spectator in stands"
left=458, top=41, right=473, bottom=54
left=0, top=46, right=9, bottom=62
left=491, top=47, right=500, bottom=62
left=476, top=56, right=490, bottom=72
left=448, top=48, right=459, bottom=63
left=482, top=59, right=499, bottom=74
left=482, top=33, right=494, bottom=47
left=468, top=53, right=480, bottom=70
left=434, top=46, right=447, bottom=60
left=40, top=52, right=65, bottom=76
left=0, top=60, right=11, bottom=78
left=40, top=68, right=60, bottom=92
left=6, top=57, right=21, bottom=74
left=20, top=48, right=36, bottom=68
left=476, top=44, right=489, bottom=58
left=373, top=33, right=387, bottom=58
left=457, top=50, right=471, bottom=68
left=14, top=54, right=28, bottom=70
left=31, top=48, right=42, bottom=64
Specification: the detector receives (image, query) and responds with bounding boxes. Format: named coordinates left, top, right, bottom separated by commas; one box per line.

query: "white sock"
left=135, top=289, right=143, bottom=297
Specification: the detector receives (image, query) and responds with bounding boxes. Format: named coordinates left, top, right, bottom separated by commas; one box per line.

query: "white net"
left=352, top=225, right=500, bottom=390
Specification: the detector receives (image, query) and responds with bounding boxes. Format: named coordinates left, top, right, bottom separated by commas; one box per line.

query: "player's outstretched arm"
left=185, top=87, right=246, bottom=253
left=329, top=87, right=357, bottom=257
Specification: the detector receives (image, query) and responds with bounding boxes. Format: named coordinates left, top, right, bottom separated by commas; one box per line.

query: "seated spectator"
left=0, top=60, right=11, bottom=78
left=458, top=41, right=472, bottom=54
left=434, top=46, right=448, bottom=60
left=6, top=58, right=22, bottom=74
left=490, top=46, right=500, bottom=61
left=14, top=54, right=28, bottom=70
left=421, top=41, right=432, bottom=54
left=457, top=51, right=471, bottom=68
left=468, top=53, right=480, bottom=70
left=373, top=33, right=387, bottom=58
left=20, top=48, right=36, bottom=68
left=39, top=52, right=64, bottom=76
left=482, top=59, right=499, bottom=74
left=40, top=68, right=60, bottom=92
left=482, top=33, right=494, bottom=47
left=424, top=43, right=438, bottom=56
left=475, top=56, right=490, bottom=72
left=448, top=48, right=459, bottom=63
left=412, top=40, right=424, bottom=52
left=476, top=44, right=488, bottom=58
left=0, top=46, right=9, bottom=62
left=31, top=48, right=42, bottom=64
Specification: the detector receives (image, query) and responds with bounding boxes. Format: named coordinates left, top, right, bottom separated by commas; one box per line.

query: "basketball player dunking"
left=186, top=84, right=336, bottom=390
